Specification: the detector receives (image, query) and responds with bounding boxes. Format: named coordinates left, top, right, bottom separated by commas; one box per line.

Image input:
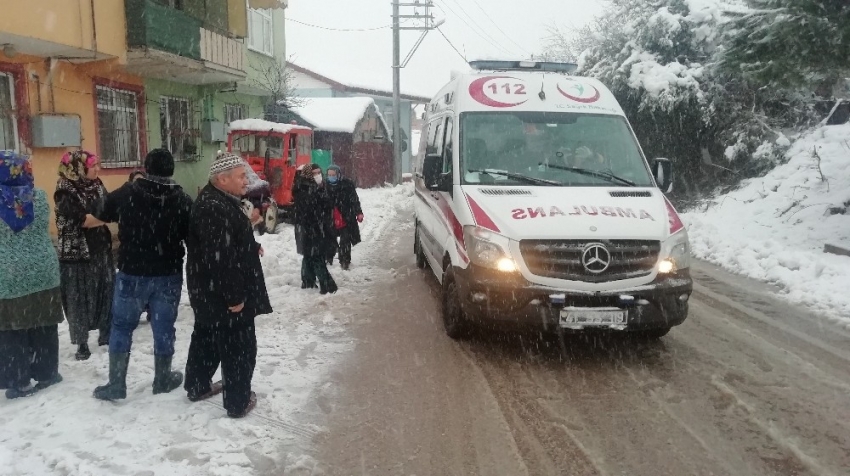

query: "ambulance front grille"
left=519, top=239, right=660, bottom=283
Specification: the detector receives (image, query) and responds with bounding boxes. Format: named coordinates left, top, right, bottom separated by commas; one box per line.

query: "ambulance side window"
left=442, top=118, right=454, bottom=176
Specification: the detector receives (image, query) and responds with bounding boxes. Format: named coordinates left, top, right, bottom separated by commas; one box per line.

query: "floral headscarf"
left=0, top=150, right=35, bottom=233
left=58, top=150, right=102, bottom=203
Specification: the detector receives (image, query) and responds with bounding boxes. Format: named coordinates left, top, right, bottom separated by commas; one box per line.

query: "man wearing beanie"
left=184, top=152, right=271, bottom=418
left=89, top=148, right=194, bottom=401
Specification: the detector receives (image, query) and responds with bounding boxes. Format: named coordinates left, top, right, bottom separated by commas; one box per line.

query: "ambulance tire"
left=414, top=223, right=427, bottom=269
left=634, top=327, right=671, bottom=340
left=441, top=267, right=469, bottom=340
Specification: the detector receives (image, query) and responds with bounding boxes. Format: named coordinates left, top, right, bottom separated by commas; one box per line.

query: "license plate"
left=560, top=307, right=627, bottom=327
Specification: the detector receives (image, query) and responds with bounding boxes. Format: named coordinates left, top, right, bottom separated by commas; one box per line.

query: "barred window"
left=96, top=85, right=142, bottom=168
left=0, top=72, right=18, bottom=151
left=160, top=96, right=198, bottom=161
left=224, top=103, right=246, bottom=124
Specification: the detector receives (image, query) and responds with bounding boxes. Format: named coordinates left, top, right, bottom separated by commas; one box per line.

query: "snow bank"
left=229, top=118, right=312, bottom=135
left=683, top=123, right=850, bottom=326
left=292, top=97, right=389, bottom=134
left=0, top=185, right=415, bottom=475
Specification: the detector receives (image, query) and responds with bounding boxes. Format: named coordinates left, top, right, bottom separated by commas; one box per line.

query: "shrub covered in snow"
left=551, top=0, right=844, bottom=199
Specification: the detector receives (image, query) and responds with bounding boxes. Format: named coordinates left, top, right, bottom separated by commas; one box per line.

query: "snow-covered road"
left=0, top=185, right=414, bottom=476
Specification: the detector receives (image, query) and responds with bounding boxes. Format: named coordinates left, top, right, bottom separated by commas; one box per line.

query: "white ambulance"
left=413, top=60, right=692, bottom=339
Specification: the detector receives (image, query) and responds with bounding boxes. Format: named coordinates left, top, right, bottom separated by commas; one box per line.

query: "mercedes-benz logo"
left=582, top=243, right=611, bottom=274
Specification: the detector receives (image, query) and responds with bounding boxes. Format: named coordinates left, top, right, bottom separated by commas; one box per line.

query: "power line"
left=286, top=17, right=391, bottom=31
left=468, top=0, right=530, bottom=57
left=437, top=27, right=467, bottom=62
left=435, top=0, right=519, bottom=58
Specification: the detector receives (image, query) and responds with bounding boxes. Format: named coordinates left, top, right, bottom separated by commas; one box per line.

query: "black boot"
left=93, top=353, right=130, bottom=401
left=152, top=356, right=183, bottom=395
left=75, top=343, right=91, bottom=361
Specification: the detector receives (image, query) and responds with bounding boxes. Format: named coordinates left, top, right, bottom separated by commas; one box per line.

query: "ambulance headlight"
left=658, top=233, right=691, bottom=274
left=463, top=226, right=517, bottom=272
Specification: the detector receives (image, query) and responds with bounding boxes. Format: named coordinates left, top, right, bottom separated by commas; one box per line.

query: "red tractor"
left=227, top=119, right=313, bottom=233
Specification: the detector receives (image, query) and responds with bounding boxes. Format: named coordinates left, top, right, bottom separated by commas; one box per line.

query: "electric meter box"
left=31, top=115, right=82, bottom=148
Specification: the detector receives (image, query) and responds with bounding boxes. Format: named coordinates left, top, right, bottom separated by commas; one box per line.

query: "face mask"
left=327, top=175, right=338, bottom=184
left=314, top=175, right=323, bottom=184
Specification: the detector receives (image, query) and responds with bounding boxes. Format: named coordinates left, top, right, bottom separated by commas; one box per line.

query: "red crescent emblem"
left=469, top=76, right=528, bottom=108
left=557, top=83, right=601, bottom=104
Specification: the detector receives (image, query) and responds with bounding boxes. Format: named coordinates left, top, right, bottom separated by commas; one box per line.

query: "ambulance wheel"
left=264, top=202, right=279, bottom=234
left=441, top=267, right=469, bottom=340
left=634, top=327, right=671, bottom=340
left=414, top=223, right=426, bottom=269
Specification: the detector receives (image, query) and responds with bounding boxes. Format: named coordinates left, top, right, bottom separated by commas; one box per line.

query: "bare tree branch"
left=249, top=54, right=305, bottom=110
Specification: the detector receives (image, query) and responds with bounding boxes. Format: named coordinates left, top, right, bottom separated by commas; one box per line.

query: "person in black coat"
left=293, top=164, right=338, bottom=294
left=184, top=152, right=272, bottom=418
left=325, top=165, right=363, bottom=270
left=90, top=149, right=193, bottom=401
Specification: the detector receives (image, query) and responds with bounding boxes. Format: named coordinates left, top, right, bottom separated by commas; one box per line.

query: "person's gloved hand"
left=356, top=214, right=364, bottom=223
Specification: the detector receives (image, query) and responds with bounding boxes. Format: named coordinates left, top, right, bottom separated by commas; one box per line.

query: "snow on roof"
left=288, top=60, right=434, bottom=101
left=228, top=118, right=312, bottom=134
left=292, top=97, right=390, bottom=134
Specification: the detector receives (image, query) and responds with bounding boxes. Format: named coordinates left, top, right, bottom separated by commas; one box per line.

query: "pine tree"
left=721, top=0, right=850, bottom=96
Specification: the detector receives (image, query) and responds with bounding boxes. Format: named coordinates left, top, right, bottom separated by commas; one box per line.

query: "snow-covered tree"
left=545, top=0, right=822, bottom=197
left=720, top=0, right=850, bottom=97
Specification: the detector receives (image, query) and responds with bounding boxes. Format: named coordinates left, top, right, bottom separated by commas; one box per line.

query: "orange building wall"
left=1, top=52, right=144, bottom=234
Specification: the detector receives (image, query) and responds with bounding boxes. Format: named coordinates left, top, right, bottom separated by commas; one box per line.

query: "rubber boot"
left=152, top=356, right=183, bottom=395
left=93, top=353, right=130, bottom=401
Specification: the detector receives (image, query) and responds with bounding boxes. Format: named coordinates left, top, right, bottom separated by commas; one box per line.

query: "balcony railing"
left=125, top=0, right=246, bottom=84
left=200, top=28, right=244, bottom=72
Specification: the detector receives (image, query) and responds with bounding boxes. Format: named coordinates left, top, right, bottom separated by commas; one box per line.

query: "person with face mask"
left=325, top=165, right=363, bottom=270
left=293, top=164, right=337, bottom=294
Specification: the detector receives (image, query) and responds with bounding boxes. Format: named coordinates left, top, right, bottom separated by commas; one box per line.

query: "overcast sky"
left=285, top=0, right=605, bottom=98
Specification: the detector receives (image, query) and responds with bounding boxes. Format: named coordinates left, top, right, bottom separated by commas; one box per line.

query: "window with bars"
left=248, top=8, right=273, bottom=56
left=160, top=96, right=198, bottom=161
left=224, top=103, right=246, bottom=124
left=96, top=85, right=142, bottom=167
left=0, top=73, right=18, bottom=152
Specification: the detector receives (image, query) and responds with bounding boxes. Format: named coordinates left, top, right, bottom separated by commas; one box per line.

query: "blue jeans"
left=109, top=272, right=182, bottom=357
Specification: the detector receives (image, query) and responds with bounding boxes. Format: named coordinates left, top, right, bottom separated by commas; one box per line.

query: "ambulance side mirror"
left=423, top=154, right=445, bottom=191
left=652, top=158, right=674, bottom=194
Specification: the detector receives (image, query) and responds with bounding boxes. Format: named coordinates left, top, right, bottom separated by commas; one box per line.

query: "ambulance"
left=413, top=60, right=692, bottom=339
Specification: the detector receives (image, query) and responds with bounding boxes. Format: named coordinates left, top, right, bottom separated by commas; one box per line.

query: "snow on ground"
left=683, top=123, right=850, bottom=326
left=0, top=185, right=415, bottom=476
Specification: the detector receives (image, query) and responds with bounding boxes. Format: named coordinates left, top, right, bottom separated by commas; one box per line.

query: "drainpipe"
left=45, top=58, right=58, bottom=113
left=90, top=0, right=98, bottom=58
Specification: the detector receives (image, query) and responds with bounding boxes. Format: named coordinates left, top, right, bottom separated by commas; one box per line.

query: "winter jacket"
left=54, top=179, right=112, bottom=262
left=92, top=177, right=193, bottom=277
left=327, top=177, right=363, bottom=245
left=0, top=189, right=64, bottom=331
left=186, top=183, right=272, bottom=324
left=293, top=175, right=334, bottom=258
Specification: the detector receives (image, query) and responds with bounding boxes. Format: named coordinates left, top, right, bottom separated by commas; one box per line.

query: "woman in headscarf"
left=0, top=151, right=65, bottom=399
left=54, top=150, right=114, bottom=360
left=292, top=164, right=337, bottom=294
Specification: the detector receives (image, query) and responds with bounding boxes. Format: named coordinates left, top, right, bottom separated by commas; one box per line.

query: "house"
left=290, top=97, right=393, bottom=188
left=0, top=0, right=290, bottom=231
left=287, top=61, right=432, bottom=177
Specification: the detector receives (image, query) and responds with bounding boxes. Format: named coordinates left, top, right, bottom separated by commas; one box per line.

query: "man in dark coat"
left=90, top=148, right=193, bottom=401
left=325, top=165, right=363, bottom=270
left=184, top=152, right=272, bottom=418
left=293, top=164, right=337, bottom=294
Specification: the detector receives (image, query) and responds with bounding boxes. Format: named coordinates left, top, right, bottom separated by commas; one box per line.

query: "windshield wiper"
left=539, top=163, right=636, bottom=187
left=468, top=169, right=561, bottom=186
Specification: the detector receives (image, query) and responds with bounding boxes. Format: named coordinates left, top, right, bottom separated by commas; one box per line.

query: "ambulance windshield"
left=460, top=112, right=654, bottom=187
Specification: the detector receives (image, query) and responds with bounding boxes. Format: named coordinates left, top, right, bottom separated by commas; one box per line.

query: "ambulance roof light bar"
left=468, top=60, right=578, bottom=73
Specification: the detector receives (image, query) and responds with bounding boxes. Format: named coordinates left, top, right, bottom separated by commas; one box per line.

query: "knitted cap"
left=144, top=148, right=174, bottom=177
left=209, top=151, right=245, bottom=179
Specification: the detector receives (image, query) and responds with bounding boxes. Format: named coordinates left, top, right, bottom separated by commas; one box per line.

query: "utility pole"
left=391, top=1, right=440, bottom=185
